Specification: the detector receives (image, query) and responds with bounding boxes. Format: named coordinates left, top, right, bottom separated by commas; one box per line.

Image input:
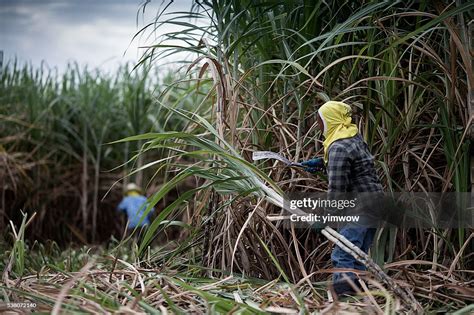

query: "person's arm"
left=117, top=198, right=127, bottom=213
left=327, top=144, right=351, bottom=193
left=324, top=144, right=351, bottom=220
left=141, top=198, right=154, bottom=221
left=148, top=206, right=155, bottom=221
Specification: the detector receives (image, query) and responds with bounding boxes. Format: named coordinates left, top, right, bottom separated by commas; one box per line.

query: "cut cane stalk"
left=322, top=226, right=422, bottom=313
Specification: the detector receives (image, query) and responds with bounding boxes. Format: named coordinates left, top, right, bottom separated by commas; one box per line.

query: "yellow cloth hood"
left=318, top=101, right=358, bottom=163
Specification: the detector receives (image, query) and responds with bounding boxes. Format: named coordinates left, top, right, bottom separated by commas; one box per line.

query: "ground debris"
left=2, top=260, right=472, bottom=314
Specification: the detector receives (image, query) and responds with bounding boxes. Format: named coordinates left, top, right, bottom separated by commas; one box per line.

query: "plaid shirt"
left=327, top=134, right=383, bottom=194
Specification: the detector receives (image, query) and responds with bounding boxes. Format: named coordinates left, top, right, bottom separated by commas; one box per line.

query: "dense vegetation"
left=0, top=63, right=202, bottom=243
left=1, top=0, right=473, bottom=313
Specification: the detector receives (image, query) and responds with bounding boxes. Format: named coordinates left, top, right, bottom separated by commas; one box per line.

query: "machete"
left=252, top=151, right=303, bottom=167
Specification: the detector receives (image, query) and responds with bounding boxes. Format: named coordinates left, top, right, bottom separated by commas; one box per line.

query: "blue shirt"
left=117, top=195, right=153, bottom=228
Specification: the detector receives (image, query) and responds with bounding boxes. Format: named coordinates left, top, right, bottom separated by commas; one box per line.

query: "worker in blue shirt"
left=117, top=183, right=154, bottom=232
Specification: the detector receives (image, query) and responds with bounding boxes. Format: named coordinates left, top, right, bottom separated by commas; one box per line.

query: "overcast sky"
left=0, top=0, right=199, bottom=74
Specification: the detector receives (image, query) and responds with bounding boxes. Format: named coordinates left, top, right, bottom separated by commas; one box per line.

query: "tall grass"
left=0, top=62, right=204, bottom=243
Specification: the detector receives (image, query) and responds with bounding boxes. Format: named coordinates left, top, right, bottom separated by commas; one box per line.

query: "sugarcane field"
left=1, top=0, right=474, bottom=314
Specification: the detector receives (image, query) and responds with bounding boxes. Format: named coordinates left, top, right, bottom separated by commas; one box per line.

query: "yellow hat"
left=125, top=183, right=142, bottom=194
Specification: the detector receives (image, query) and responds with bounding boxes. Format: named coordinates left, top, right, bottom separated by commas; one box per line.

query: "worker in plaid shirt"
left=301, top=101, right=383, bottom=297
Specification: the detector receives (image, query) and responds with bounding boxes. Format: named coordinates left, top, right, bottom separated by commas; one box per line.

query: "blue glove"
left=301, top=157, right=325, bottom=173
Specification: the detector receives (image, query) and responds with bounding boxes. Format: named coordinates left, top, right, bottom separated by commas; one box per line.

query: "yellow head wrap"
left=318, top=101, right=358, bottom=163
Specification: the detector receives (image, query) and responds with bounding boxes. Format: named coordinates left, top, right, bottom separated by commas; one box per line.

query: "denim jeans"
left=331, top=226, right=376, bottom=295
